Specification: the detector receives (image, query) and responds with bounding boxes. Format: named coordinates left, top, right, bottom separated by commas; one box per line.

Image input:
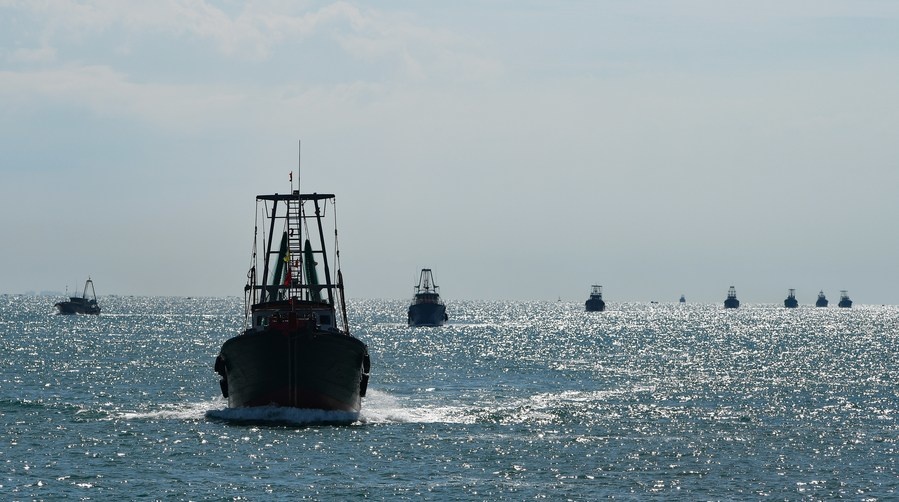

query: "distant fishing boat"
left=838, top=290, right=853, bottom=308
left=54, top=278, right=100, bottom=315
left=724, top=286, right=740, bottom=309
left=585, top=285, right=605, bottom=312
left=679, top=294, right=686, bottom=304
left=815, top=290, right=828, bottom=307
left=214, top=176, right=370, bottom=415
left=784, top=289, right=798, bottom=308
left=407, top=268, right=448, bottom=327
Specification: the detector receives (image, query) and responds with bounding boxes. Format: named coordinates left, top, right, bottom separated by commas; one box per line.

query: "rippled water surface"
left=1, top=296, right=897, bottom=499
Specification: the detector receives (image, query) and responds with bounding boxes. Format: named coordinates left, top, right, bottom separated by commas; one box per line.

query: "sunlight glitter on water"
left=2, top=297, right=898, bottom=499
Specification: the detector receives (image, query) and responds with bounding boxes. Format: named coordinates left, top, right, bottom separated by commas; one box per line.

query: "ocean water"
left=1, top=296, right=897, bottom=500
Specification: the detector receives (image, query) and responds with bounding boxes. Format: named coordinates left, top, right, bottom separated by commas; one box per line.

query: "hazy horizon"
left=3, top=1, right=898, bottom=304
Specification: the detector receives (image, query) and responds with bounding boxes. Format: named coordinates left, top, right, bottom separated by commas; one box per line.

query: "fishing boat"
left=407, top=268, right=448, bottom=327
left=585, top=285, right=605, bottom=312
left=679, top=294, right=686, bottom=303
left=815, top=290, right=828, bottom=307
left=838, top=290, right=853, bottom=308
left=784, top=288, right=798, bottom=308
left=54, top=278, right=100, bottom=315
left=214, top=179, right=370, bottom=415
left=724, top=286, right=740, bottom=309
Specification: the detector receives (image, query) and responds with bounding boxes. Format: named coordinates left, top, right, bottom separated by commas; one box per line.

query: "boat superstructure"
left=407, top=268, right=448, bottom=327
left=585, top=285, right=606, bottom=312
left=55, top=278, right=100, bottom=315
left=838, top=290, right=853, bottom=308
left=784, top=289, right=798, bottom=308
left=214, top=181, right=369, bottom=414
left=724, top=286, right=740, bottom=309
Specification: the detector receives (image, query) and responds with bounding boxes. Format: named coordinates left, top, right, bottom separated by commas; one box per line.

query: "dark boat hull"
left=585, top=298, right=605, bottom=312
left=724, top=299, right=740, bottom=309
left=408, top=302, right=447, bottom=327
left=784, top=299, right=798, bottom=308
left=217, top=328, right=369, bottom=412
left=55, top=300, right=100, bottom=315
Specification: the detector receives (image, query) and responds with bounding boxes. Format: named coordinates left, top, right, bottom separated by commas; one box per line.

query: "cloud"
left=0, top=64, right=246, bottom=133
left=3, top=0, right=309, bottom=61
left=0, top=1, right=505, bottom=135
left=2, top=0, right=500, bottom=79
left=8, top=46, right=57, bottom=63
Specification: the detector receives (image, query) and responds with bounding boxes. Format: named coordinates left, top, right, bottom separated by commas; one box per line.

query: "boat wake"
left=114, top=387, right=646, bottom=427
left=115, top=399, right=358, bottom=426
left=115, top=392, right=463, bottom=426
left=358, top=389, right=477, bottom=424
left=116, top=399, right=223, bottom=421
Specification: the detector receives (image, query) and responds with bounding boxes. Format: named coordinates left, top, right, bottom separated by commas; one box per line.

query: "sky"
left=2, top=0, right=898, bottom=304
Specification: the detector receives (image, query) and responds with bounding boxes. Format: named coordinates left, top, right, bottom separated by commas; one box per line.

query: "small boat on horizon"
left=214, top=176, right=370, bottom=417
left=815, top=290, right=828, bottom=307
left=838, top=290, right=853, bottom=308
left=407, top=268, right=448, bottom=327
left=784, top=289, right=798, bottom=308
left=679, top=294, right=686, bottom=303
left=724, top=286, right=740, bottom=309
left=55, top=278, right=100, bottom=315
left=585, top=285, right=606, bottom=312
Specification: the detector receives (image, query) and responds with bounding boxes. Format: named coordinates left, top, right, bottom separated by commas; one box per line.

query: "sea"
left=1, top=295, right=897, bottom=500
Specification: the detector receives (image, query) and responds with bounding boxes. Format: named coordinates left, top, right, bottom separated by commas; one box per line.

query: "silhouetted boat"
left=679, top=294, right=686, bottom=303
left=54, top=278, right=100, bottom=315
left=724, top=286, right=740, bottom=309
left=815, top=290, right=828, bottom=307
left=838, top=290, right=853, bottom=308
left=585, top=285, right=606, bottom=312
left=407, top=268, right=448, bottom=327
left=784, top=289, right=798, bottom=308
left=214, top=180, right=370, bottom=415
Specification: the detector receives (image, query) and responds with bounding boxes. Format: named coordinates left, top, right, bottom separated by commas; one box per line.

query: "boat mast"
left=295, top=140, right=304, bottom=301
left=260, top=199, right=279, bottom=303
left=313, top=197, right=335, bottom=305
left=295, top=140, right=302, bottom=300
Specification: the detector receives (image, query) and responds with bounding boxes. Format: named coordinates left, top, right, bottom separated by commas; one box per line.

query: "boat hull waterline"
left=217, top=321, right=369, bottom=412
left=585, top=298, right=606, bottom=312
left=55, top=298, right=100, bottom=315
left=408, top=302, right=448, bottom=327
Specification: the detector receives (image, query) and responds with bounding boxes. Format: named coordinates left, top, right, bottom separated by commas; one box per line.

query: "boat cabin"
left=249, top=299, right=337, bottom=332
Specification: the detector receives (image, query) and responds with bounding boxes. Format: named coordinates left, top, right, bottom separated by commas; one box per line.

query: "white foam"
left=358, top=389, right=476, bottom=424
left=117, top=399, right=224, bottom=421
